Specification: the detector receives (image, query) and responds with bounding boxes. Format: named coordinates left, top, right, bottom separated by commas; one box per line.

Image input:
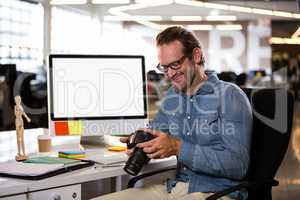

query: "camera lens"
left=124, top=148, right=150, bottom=176
left=123, top=130, right=154, bottom=176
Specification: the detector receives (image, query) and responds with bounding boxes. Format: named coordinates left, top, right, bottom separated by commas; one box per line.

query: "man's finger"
left=126, top=148, right=134, bottom=157
left=147, top=150, right=163, bottom=159
left=136, top=138, right=156, bottom=148
left=120, top=137, right=129, bottom=143
left=142, top=146, right=157, bottom=154
left=143, top=129, right=159, bottom=137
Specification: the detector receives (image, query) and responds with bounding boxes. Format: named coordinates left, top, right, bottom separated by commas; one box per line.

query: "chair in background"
left=0, top=64, right=17, bottom=130
left=236, top=73, right=248, bottom=87
left=127, top=88, right=294, bottom=200
left=217, top=71, right=237, bottom=83
left=14, top=72, right=48, bottom=129
left=0, top=64, right=48, bottom=130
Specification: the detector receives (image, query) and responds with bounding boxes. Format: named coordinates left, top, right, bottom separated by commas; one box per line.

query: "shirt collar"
left=195, top=70, right=219, bottom=95
left=171, top=70, right=219, bottom=95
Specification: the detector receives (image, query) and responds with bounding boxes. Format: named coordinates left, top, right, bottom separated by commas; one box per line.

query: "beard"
left=172, top=66, right=196, bottom=93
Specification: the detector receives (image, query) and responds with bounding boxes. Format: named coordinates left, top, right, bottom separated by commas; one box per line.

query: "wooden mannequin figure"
left=15, top=96, right=31, bottom=161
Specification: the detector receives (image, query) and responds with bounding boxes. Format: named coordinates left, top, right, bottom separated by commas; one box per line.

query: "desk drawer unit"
left=27, top=185, right=81, bottom=200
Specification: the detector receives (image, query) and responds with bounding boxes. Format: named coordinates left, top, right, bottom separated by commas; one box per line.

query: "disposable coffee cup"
left=38, top=135, right=52, bottom=152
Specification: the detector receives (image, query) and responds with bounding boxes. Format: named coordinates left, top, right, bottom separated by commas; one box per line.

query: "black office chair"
left=0, top=64, right=17, bottom=130
left=217, top=71, right=237, bottom=84
left=127, top=88, right=294, bottom=200
left=236, top=73, right=247, bottom=87
left=13, top=72, right=48, bottom=129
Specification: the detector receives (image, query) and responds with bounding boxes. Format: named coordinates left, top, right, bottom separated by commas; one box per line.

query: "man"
left=95, top=26, right=252, bottom=200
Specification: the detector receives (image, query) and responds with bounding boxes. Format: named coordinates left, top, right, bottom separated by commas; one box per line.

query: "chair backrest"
left=217, top=71, right=237, bottom=83
left=242, top=88, right=294, bottom=199
left=0, top=64, right=17, bottom=104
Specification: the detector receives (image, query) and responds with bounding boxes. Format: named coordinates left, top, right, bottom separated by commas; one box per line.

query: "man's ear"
left=192, top=47, right=202, bottom=65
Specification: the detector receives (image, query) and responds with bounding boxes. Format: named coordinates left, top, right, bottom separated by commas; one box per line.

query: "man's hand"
left=119, top=137, right=134, bottom=157
left=137, top=129, right=181, bottom=159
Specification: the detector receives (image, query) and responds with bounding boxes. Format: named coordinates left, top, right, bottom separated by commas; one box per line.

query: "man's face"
left=157, top=40, right=195, bottom=91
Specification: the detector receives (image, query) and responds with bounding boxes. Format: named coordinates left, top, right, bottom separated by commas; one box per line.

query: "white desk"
left=0, top=129, right=177, bottom=200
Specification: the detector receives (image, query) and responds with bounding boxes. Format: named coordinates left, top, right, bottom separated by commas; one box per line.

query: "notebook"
left=0, top=162, right=64, bottom=176
left=23, top=156, right=81, bottom=165
left=0, top=160, right=94, bottom=180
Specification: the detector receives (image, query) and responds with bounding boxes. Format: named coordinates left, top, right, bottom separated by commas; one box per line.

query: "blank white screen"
left=51, top=57, right=145, bottom=118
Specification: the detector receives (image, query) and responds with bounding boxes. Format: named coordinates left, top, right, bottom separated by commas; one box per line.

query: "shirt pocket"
left=193, top=113, right=220, bottom=145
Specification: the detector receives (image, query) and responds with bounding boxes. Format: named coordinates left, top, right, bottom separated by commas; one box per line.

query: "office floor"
left=273, top=102, right=300, bottom=200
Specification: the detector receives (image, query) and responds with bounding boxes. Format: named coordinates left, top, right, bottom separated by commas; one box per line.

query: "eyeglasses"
left=156, top=55, right=186, bottom=73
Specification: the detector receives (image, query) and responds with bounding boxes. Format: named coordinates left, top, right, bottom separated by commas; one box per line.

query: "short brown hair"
left=156, top=26, right=204, bottom=66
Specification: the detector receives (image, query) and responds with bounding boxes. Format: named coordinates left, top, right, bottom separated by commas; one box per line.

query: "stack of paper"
left=88, top=153, right=127, bottom=165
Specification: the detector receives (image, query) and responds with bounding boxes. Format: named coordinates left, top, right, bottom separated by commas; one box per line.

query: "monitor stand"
left=80, top=135, right=105, bottom=147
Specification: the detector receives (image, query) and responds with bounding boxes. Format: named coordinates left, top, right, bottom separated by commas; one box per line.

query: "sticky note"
left=108, top=146, right=127, bottom=152
left=54, top=121, right=69, bottom=136
left=68, top=121, right=83, bottom=135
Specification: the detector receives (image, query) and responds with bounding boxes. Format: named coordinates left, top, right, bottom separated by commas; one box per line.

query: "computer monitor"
left=48, top=55, right=148, bottom=137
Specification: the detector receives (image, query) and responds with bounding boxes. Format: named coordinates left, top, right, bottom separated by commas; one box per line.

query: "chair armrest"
left=205, top=182, right=250, bottom=200
left=127, top=167, right=176, bottom=188
left=205, top=179, right=279, bottom=200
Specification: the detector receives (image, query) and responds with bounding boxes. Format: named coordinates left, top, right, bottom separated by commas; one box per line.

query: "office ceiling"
left=98, top=0, right=300, bottom=21
left=123, top=1, right=299, bottom=20
left=33, top=0, right=300, bottom=21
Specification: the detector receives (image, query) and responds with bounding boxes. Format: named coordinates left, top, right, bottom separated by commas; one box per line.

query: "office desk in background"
left=0, top=129, right=177, bottom=200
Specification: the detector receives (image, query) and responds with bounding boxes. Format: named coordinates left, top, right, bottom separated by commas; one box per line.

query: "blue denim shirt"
left=150, top=71, right=252, bottom=200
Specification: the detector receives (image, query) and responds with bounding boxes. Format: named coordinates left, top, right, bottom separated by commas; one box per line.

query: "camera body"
left=123, top=130, right=155, bottom=176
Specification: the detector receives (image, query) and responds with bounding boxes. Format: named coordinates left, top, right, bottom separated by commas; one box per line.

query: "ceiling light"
left=110, top=0, right=173, bottom=13
left=284, top=38, right=300, bottom=44
left=284, top=38, right=294, bottom=44
left=92, top=0, right=130, bottom=4
left=109, top=3, right=149, bottom=14
left=186, top=25, right=214, bottom=31
left=104, top=15, right=163, bottom=21
left=153, top=24, right=184, bottom=30
left=216, top=25, right=242, bottom=31
left=135, top=0, right=173, bottom=3
left=175, top=0, right=204, bottom=7
left=171, top=16, right=202, bottom=21
left=206, top=15, right=237, bottom=21
left=229, top=5, right=252, bottom=13
left=272, top=11, right=293, bottom=18
left=135, top=0, right=174, bottom=6
left=252, top=8, right=273, bottom=15
left=50, top=0, right=86, bottom=5
left=140, top=21, right=163, bottom=30
left=292, top=27, right=300, bottom=38
left=270, top=37, right=300, bottom=45
left=204, top=2, right=229, bottom=10
left=269, top=37, right=284, bottom=44
left=292, top=13, right=300, bottom=19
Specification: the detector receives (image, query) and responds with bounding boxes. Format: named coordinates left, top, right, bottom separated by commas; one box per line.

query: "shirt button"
left=187, top=132, right=190, bottom=135
left=183, top=167, right=187, bottom=170
left=204, top=119, right=208, bottom=123
left=190, top=99, right=193, bottom=102
left=187, top=116, right=191, bottom=119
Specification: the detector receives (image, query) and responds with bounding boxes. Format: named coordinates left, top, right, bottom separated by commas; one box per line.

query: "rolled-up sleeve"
left=178, top=85, right=252, bottom=180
